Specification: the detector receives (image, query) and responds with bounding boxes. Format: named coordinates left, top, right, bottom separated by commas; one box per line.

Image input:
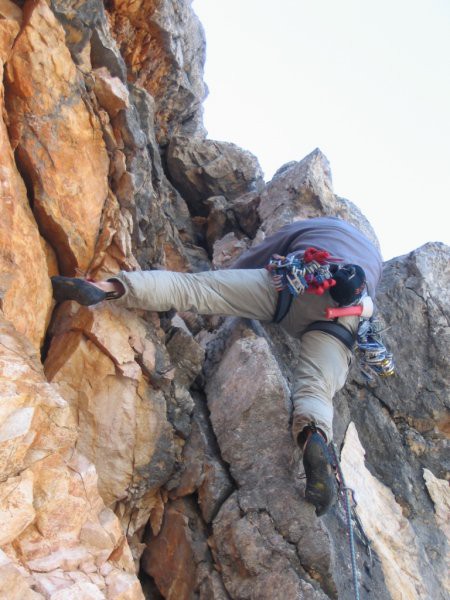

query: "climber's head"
left=330, top=264, right=366, bottom=306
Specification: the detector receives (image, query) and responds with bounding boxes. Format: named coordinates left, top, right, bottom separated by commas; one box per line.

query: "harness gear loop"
left=266, top=248, right=339, bottom=298
left=269, top=247, right=340, bottom=324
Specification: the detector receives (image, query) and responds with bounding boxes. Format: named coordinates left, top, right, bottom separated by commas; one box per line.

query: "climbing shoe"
left=51, top=276, right=108, bottom=306
left=302, top=429, right=336, bottom=516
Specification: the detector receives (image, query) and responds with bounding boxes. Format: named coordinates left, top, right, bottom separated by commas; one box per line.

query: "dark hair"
left=329, top=264, right=366, bottom=306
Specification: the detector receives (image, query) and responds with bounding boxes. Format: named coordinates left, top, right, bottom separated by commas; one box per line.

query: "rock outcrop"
left=0, top=1, right=448, bottom=599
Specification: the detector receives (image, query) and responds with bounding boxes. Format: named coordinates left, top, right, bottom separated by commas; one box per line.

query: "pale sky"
left=192, top=0, right=450, bottom=260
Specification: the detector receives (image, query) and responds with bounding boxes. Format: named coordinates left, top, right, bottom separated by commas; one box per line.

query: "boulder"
left=257, top=148, right=380, bottom=249
left=167, top=135, right=264, bottom=214
left=92, top=66, right=130, bottom=117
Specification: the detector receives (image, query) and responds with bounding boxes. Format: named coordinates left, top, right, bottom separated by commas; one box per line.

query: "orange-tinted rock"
left=107, top=0, right=206, bottom=143
left=5, top=0, right=109, bottom=276
left=0, top=319, right=142, bottom=598
left=11, top=452, right=143, bottom=599
left=93, top=67, right=130, bottom=117
left=0, top=549, right=43, bottom=600
left=0, top=4, right=52, bottom=350
left=45, top=304, right=175, bottom=508
left=0, top=319, right=76, bottom=482
left=0, top=1, right=21, bottom=62
left=0, top=471, right=35, bottom=547
left=141, top=499, right=198, bottom=600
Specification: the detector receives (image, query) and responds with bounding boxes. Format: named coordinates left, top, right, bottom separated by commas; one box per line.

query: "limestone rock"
left=5, top=0, right=109, bottom=275
left=167, top=135, right=264, bottom=214
left=204, top=321, right=336, bottom=596
left=332, top=241, right=450, bottom=599
left=93, top=66, right=130, bottom=117
left=212, top=232, right=250, bottom=269
left=0, top=3, right=52, bottom=350
left=0, top=319, right=142, bottom=598
left=205, top=331, right=291, bottom=487
left=166, top=326, right=205, bottom=388
left=212, top=494, right=327, bottom=600
left=44, top=304, right=176, bottom=508
left=14, top=451, right=143, bottom=599
left=0, top=1, right=448, bottom=598
left=50, top=0, right=128, bottom=81
left=0, top=0, right=21, bottom=62
left=230, top=190, right=262, bottom=238
left=169, top=393, right=233, bottom=524
left=256, top=148, right=380, bottom=248
left=0, top=319, right=76, bottom=481
left=423, top=469, right=450, bottom=538
left=0, top=471, right=35, bottom=547
left=0, top=550, right=43, bottom=600
left=107, top=0, right=207, bottom=144
left=142, top=497, right=229, bottom=600
left=96, top=79, right=208, bottom=275
left=341, top=423, right=445, bottom=600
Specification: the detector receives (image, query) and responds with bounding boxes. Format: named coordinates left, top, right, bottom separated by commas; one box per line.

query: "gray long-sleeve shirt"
left=233, top=217, right=383, bottom=298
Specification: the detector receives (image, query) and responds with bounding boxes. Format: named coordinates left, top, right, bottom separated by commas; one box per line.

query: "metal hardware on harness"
left=356, top=318, right=395, bottom=380
left=266, top=249, right=339, bottom=297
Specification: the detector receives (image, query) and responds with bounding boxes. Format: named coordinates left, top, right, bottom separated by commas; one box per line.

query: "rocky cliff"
left=0, top=1, right=448, bottom=599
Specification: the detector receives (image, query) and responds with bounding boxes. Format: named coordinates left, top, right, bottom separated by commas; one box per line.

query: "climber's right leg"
left=51, top=276, right=123, bottom=306
left=291, top=329, right=353, bottom=516
left=51, top=268, right=278, bottom=322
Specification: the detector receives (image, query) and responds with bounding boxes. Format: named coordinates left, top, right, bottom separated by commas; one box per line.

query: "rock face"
left=0, top=1, right=448, bottom=599
left=5, top=0, right=110, bottom=276
left=166, top=136, right=265, bottom=214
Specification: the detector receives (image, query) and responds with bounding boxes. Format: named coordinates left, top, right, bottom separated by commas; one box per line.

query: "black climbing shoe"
left=51, top=276, right=107, bottom=306
left=302, top=430, right=336, bottom=516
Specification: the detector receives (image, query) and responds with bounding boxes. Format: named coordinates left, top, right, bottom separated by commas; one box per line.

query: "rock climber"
left=51, top=215, right=392, bottom=516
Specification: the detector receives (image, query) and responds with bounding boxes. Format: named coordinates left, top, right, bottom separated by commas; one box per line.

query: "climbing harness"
left=302, top=320, right=356, bottom=352
left=356, top=318, right=395, bottom=380
left=329, top=443, right=373, bottom=600
left=268, top=248, right=395, bottom=379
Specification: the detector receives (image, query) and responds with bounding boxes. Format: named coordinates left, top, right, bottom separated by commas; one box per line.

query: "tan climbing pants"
left=112, top=268, right=358, bottom=442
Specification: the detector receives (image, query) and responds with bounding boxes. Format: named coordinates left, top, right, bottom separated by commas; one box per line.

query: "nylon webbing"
left=272, top=288, right=293, bottom=323
left=302, top=321, right=357, bottom=352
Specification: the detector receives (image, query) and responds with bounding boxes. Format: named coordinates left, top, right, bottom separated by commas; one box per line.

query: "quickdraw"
left=266, top=247, right=341, bottom=297
left=356, top=318, right=395, bottom=379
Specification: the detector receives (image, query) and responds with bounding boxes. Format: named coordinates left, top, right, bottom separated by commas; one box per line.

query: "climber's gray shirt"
left=233, top=217, right=383, bottom=298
